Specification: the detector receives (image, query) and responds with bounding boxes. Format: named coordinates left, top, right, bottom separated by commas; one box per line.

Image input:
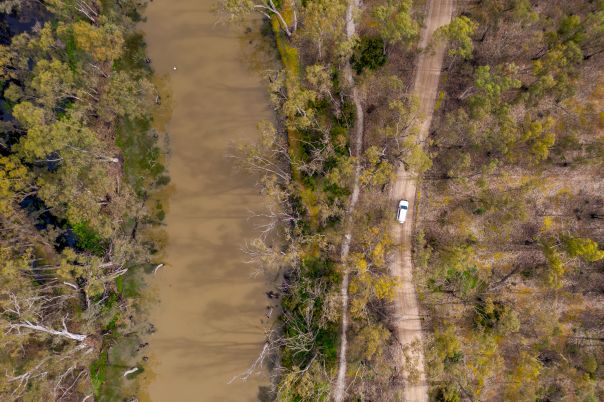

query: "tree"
left=0, top=156, right=30, bottom=214
left=350, top=323, right=390, bottom=362
left=300, top=0, right=346, bottom=59
left=0, top=0, right=24, bottom=13
left=520, top=116, right=556, bottom=162
left=69, top=21, right=125, bottom=63
left=305, top=64, right=335, bottom=100
left=562, top=236, right=604, bottom=262
left=373, top=0, right=419, bottom=47
left=433, top=326, right=462, bottom=364
left=216, top=0, right=297, bottom=37
left=282, top=84, right=318, bottom=130
left=469, top=64, right=521, bottom=117
left=0, top=0, right=163, bottom=399
left=435, top=16, right=479, bottom=60
left=100, top=71, right=155, bottom=120
left=30, top=58, right=76, bottom=109
left=360, top=146, right=394, bottom=188
left=235, top=120, right=292, bottom=183
left=382, top=96, right=420, bottom=151
left=530, top=42, right=583, bottom=103
left=403, top=137, right=432, bottom=173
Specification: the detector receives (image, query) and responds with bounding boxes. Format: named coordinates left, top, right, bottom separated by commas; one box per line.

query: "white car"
left=397, top=200, right=409, bottom=223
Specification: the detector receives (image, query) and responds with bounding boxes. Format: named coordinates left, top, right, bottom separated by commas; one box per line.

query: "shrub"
left=351, top=36, right=387, bottom=74
left=72, top=221, right=107, bottom=256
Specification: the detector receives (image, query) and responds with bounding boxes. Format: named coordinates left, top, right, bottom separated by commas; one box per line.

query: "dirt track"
left=390, top=1, right=452, bottom=401
left=334, top=0, right=364, bottom=399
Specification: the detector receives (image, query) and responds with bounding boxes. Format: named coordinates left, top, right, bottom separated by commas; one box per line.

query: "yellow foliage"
left=352, top=253, right=368, bottom=273
left=60, top=21, right=124, bottom=62
left=542, top=216, right=554, bottom=232
left=373, top=276, right=396, bottom=301
left=0, top=156, right=29, bottom=213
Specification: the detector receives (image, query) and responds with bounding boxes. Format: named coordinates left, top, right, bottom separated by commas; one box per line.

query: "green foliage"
left=542, top=242, right=566, bottom=289
left=300, top=0, right=346, bottom=58
left=436, top=16, right=479, bottom=60
left=473, top=298, right=504, bottom=330
left=63, top=27, right=79, bottom=72
left=468, top=64, right=521, bottom=118
left=360, top=146, right=394, bottom=188
left=521, top=116, right=556, bottom=162
left=433, top=385, right=461, bottom=402
left=351, top=36, right=386, bottom=74
left=72, top=221, right=108, bottom=256
left=350, top=323, right=390, bottom=362
left=530, top=42, right=583, bottom=102
left=113, top=33, right=151, bottom=74
left=90, top=352, right=109, bottom=398
left=445, top=266, right=482, bottom=296
left=433, top=326, right=463, bottom=366
left=373, top=0, right=419, bottom=46
left=338, top=100, right=355, bottom=128
left=302, top=256, right=340, bottom=283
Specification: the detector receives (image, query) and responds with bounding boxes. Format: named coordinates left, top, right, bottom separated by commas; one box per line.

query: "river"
left=141, top=0, right=271, bottom=400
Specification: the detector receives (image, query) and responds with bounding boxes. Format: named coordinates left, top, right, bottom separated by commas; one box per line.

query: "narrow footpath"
left=334, top=0, right=364, bottom=399
left=390, top=1, right=453, bottom=401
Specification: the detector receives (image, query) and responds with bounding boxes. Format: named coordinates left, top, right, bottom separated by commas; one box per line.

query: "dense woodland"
left=0, top=0, right=165, bottom=400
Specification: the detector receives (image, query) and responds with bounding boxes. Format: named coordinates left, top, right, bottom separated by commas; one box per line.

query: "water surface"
left=142, top=0, right=271, bottom=400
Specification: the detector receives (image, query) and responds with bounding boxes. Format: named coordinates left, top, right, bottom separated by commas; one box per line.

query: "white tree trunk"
left=10, top=320, right=87, bottom=342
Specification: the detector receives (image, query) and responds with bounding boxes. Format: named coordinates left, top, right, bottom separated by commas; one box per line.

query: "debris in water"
left=123, top=367, right=139, bottom=377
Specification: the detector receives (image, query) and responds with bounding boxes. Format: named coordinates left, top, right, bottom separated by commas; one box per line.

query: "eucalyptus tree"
left=216, top=0, right=298, bottom=37
left=373, top=0, right=419, bottom=48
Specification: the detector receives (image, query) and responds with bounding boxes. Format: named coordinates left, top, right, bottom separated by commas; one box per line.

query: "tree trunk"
left=10, top=320, right=87, bottom=342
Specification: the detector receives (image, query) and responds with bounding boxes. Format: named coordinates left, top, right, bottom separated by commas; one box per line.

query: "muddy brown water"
left=141, top=0, right=272, bottom=400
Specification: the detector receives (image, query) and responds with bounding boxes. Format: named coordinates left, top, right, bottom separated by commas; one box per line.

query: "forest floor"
left=389, top=0, right=452, bottom=401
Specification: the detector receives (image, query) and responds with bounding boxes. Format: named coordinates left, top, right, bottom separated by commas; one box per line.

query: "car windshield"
left=401, top=205, right=408, bottom=210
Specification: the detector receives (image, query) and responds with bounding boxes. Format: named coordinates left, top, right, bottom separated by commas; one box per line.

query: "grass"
left=90, top=352, right=108, bottom=398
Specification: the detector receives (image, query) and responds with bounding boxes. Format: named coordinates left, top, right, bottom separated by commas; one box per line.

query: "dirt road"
left=390, top=1, right=452, bottom=401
